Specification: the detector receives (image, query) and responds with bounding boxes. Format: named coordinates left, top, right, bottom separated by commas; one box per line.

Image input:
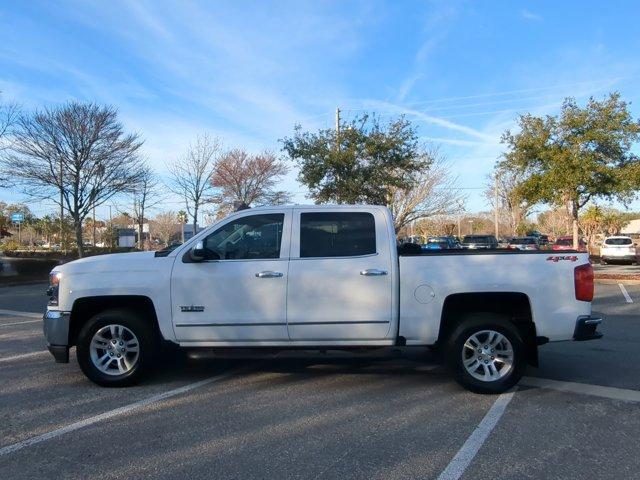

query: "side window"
left=300, top=212, right=376, bottom=258
left=202, top=214, right=284, bottom=260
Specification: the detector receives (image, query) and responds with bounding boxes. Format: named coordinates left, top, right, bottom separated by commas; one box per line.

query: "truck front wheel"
left=447, top=314, right=525, bottom=394
left=76, top=309, right=159, bottom=387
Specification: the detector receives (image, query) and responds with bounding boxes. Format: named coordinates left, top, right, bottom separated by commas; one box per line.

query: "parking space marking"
left=0, top=309, right=42, bottom=319
left=437, top=389, right=516, bottom=480
left=0, top=351, right=48, bottom=363
left=618, top=283, right=633, bottom=303
left=0, top=369, right=238, bottom=457
left=0, top=319, right=41, bottom=327
left=521, top=377, right=640, bottom=402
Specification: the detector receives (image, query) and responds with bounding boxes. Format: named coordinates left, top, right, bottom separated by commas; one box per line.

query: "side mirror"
left=189, top=240, right=206, bottom=262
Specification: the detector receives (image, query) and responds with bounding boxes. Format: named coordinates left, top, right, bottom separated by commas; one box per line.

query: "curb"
left=595, top=277, right=640, bottom=285
left=0, top=279, right=49, bottom=287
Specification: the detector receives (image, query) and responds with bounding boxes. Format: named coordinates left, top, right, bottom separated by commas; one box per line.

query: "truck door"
left=286, top=208, right=394, bottom=341
left=171, top=210, right=291, bottom=343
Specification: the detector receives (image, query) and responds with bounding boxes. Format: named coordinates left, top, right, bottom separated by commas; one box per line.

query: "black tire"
left=446, top=313, right=526, bottom=394
left=76, top=308, right=159, bottom=387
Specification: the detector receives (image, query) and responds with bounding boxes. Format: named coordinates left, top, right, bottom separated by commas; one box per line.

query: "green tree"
left=282, top=113, right=429, bottom=206
left=499, top=93, right=640, bottom=248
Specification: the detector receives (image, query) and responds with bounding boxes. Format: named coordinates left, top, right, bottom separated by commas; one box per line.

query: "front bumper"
left=43, top=309, right=71, bottom=363
left=573, top=315, right=603, bottom=341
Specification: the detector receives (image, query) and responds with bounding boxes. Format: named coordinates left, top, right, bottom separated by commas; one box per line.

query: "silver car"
left=600, top=236, right=637, bottom=265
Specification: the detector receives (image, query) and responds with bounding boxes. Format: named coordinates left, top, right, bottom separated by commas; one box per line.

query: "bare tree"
left=131, top=164, right=163, bottom=250
left=150, top=211, right=179, bottom=247
left=0, top=96, right=19, bottom=186
left=485, top=167, right=533, bottom=235
left=537, top=208, right=570, bottom=238
left=1, top=102, right=144, bottom=257
left=167, top=134, right=220, bottom=235
left=388, top=149, right=465, bottom=232
left=0, top=99, right=18, bottom=146
left=211, top=149, right=290, bottom=215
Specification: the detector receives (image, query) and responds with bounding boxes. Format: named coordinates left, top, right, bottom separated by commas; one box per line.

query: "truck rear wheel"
left=76, top=309, right=159, bottom=387
left=446, top=314, right=525, bottom=394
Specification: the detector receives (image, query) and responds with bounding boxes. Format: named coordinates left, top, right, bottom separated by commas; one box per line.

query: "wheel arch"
left=69, top=295, right=161, bottom=347
left=438, top=291, right=539, bottom=366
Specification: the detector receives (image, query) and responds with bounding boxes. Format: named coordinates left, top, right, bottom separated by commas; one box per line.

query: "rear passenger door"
left=286, top=209, right=394, bottom=341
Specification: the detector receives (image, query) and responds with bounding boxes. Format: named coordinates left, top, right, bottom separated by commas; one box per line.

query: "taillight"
left=574, top=264, right=594, bottom=302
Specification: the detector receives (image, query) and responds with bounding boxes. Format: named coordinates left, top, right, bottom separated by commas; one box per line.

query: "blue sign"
left=10, top=213, right=24, bottom=223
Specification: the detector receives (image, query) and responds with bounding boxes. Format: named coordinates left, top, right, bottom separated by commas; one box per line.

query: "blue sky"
left=1, top=0, right=640, bottom=221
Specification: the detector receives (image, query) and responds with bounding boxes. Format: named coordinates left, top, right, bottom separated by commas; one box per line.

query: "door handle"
left=255, top=271, right=284, bottom=278
left=360, top=269, right=388, bottom=276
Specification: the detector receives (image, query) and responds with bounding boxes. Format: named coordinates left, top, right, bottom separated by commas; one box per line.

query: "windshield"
left=463, top=236, right=493, bottom=243
left=511, top=238, right=536, bottom=245
left=555, top=238, right=572, bottom=246
left=605, top=238, right=633, bottom=245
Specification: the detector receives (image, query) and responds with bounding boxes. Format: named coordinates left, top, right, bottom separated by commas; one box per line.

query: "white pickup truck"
left=43, top=205, right=602, bottom=393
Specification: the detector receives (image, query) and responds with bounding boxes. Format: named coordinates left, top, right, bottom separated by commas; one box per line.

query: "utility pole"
left=335, top=107, right=340, bottom=135
left=59, top=157, right=64, bottom=253
left=456, top=199, right=464, bottom=239
left=109, top=205, right=113, bottom=249
left=494, top=173, right=499, bottom=239
left=92, top=205, right=96, bottom=247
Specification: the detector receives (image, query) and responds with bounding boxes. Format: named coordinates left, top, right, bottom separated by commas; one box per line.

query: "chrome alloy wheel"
left=462, top=329, right=514, bottom=382
left=90, top=324, right=140, bottom=376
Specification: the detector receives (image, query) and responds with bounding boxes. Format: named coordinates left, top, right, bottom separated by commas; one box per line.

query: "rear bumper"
left=573, top=315, right=603, bottom=341
left=601, top=255, right=636, bottom=262
left=43, top=309, right=71, bottom=363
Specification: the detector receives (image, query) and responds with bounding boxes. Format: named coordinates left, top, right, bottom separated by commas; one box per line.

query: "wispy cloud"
left=395, top=4, right=458, bottom=102
left=521, top=9, right=543, bottom=21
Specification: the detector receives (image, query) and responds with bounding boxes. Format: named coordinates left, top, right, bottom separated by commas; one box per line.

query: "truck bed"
left=397, top=249, right=591, bottom=345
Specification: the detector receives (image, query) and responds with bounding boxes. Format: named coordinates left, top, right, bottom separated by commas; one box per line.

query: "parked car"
left=43, top=205, right=601, bottom=394
left=600, top=236, right=638, bottom=265
left=422, top=236, right=460, bottom=250
left=507, top=237, right=539, bottom=251
left=497, top=238, right=511, bottom=249
left=552, top=236, right=587, bottom=252
left=538, top=235, right=549, bottom=247
left=460, top=235, right=498, bottom=250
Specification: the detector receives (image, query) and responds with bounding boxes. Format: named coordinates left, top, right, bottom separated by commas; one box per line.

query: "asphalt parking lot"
left=1, top=282, right=639, bottom=479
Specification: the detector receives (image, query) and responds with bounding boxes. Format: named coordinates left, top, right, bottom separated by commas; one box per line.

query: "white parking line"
left=0, top=319, right=41, bottom=327
left=521, top=377, right=640, bottom=402
left=618, top=283, right=633, bottom=303
left=0, top=309, right=42, bottom=319
left=437, top=389, right=516, bottom=480
left=0, top=351, right=48, bottom=363
left=0, top=370, right=237, bottom=457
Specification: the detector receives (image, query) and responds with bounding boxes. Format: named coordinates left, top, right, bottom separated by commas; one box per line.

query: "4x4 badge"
left=180, top=305, right=205, bottom=312
left=546, top=255, right=578, bottom=262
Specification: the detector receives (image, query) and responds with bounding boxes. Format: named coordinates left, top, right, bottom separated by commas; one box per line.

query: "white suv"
left=600, top=236, right=638, bottom=265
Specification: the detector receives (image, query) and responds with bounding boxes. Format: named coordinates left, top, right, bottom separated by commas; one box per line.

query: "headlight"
left=49, top=271, right=62, bottom=287
left=47, top=271, right=61, bottom=306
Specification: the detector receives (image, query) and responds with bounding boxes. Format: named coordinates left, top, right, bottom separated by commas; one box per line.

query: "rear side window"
left=300, top=212, right=376, bottom=258
left=605, top=238, right=632, bottom=245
